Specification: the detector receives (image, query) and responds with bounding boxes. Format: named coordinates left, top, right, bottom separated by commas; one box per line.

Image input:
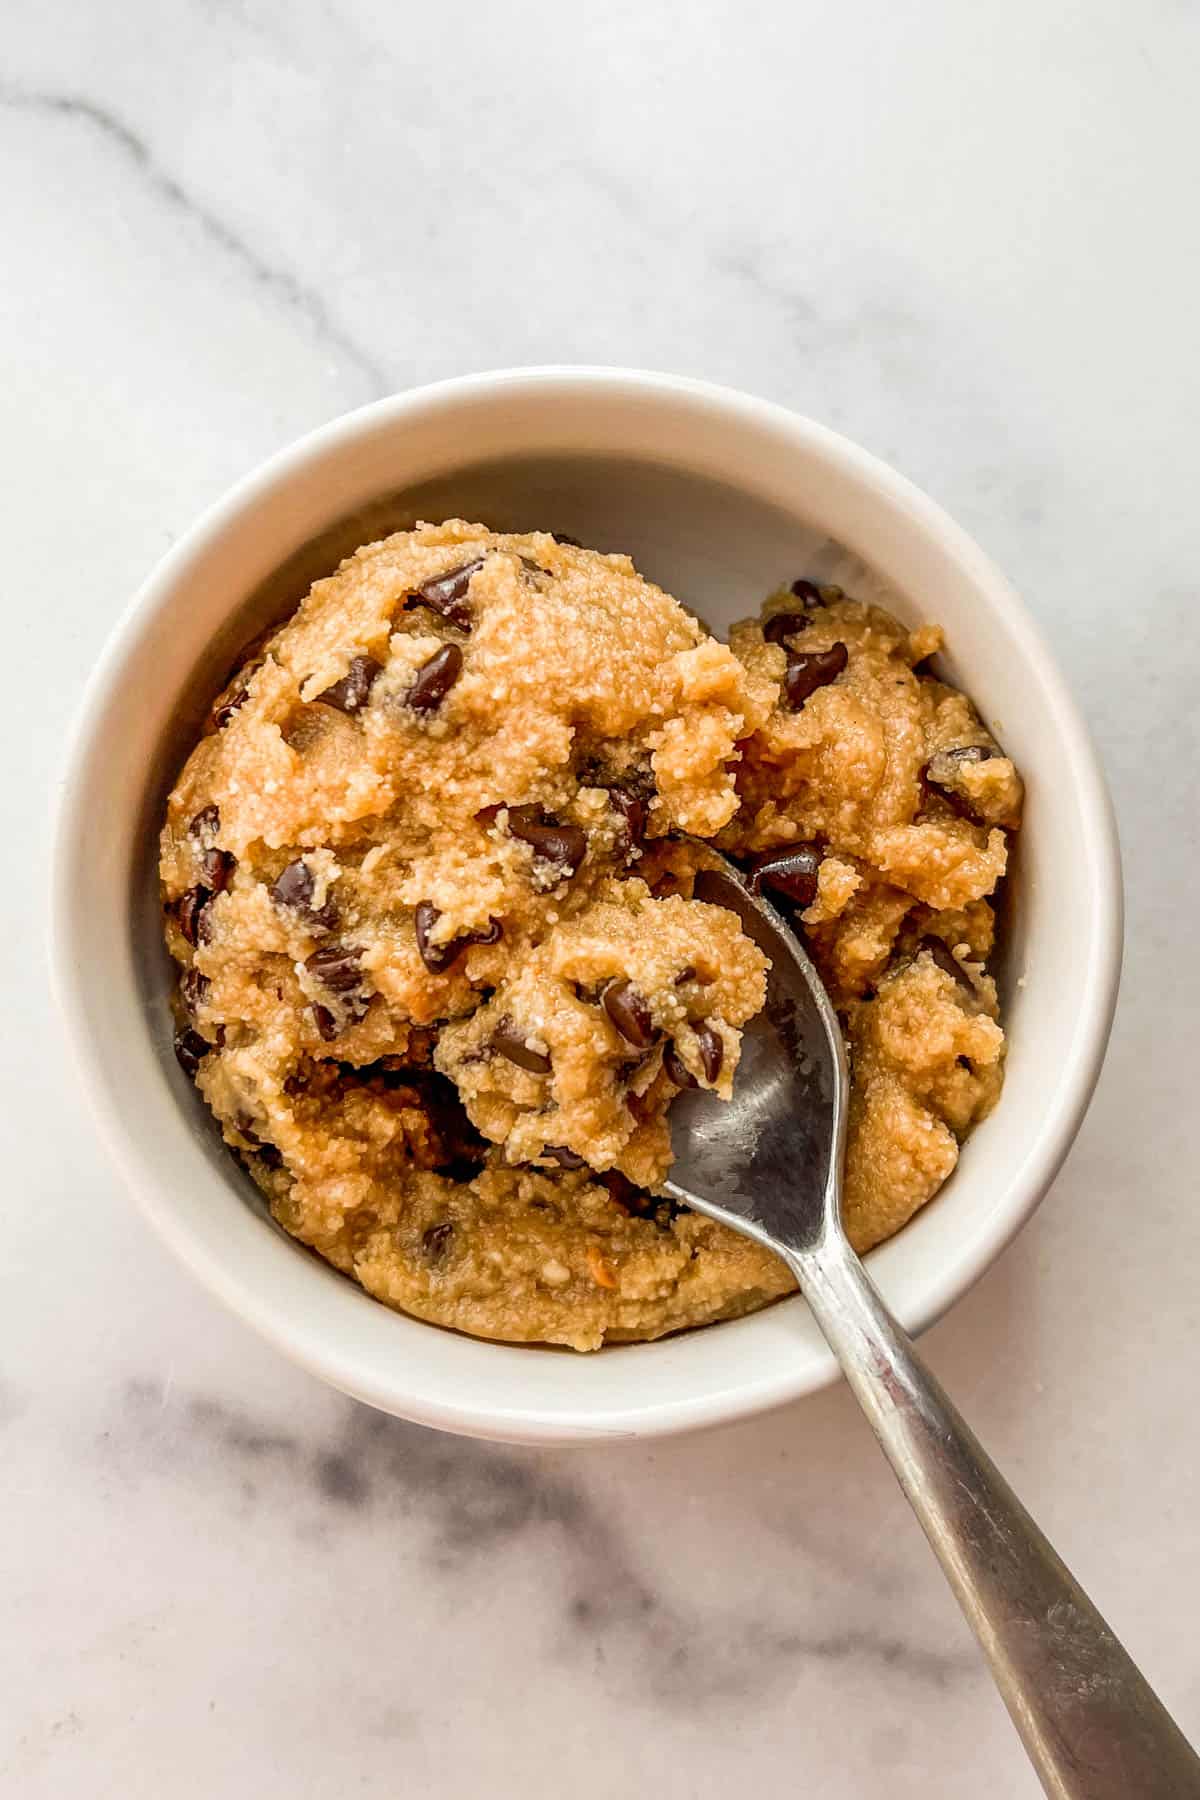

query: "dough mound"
left=161, top=525, right=1021, bottom=1350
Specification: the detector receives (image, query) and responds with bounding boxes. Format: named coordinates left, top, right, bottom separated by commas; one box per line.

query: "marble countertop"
left=5, top=2, right=1199, bottom=1793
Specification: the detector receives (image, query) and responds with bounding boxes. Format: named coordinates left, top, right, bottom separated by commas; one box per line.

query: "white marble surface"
left=4, top=1, right=1199, bottom=1793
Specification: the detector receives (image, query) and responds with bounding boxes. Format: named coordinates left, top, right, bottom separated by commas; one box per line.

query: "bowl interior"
left=55, top=373, right=1118, bottom=1442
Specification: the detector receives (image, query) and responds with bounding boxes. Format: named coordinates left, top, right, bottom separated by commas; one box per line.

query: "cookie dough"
left=161, top=526, right=1022, bottom=1350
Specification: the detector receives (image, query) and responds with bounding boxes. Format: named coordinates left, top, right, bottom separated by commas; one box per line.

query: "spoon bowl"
left=664, top=861, right=847, bottom=1254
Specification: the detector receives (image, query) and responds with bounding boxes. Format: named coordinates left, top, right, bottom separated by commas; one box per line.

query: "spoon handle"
left=788, top=1234, right=1200, bottom=1799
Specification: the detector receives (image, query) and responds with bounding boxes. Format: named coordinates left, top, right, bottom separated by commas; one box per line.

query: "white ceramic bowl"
left=51, top=368, right=1122, bottom=1444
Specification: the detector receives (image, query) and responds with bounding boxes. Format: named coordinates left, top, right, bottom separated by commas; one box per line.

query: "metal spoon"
left=666, top=856, right=1200, bottom=1799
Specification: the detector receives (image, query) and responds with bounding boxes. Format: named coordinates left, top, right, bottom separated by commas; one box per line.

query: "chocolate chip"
left=406, top=643, right=463, bottom=714
left=233, top=1111, right=262, bottom=1145
left=609, top=790, right=647, bottom=859
left=674, top=965, right=697, bottom=986
left=491, top=1017, right=552, bottom=1075
left=257, top=1144, right=283, bottom=1171
left=422, top=1221, right=455, bottom=1264
left=917, top=937, right=975, bottom=995
left=551, top=532, right=582, bottom=547
left=543, top=1144, right=586, bottom=1169
left=474, top=802, right=504, bottom=828
left=601, top=978, right=657, bottom=1050
left=403, top=558, right=485, bottom=630
left=201, top=847, right=236, bottom=893
left=315, top=655, right=381, bottom=715
left=311, top=1004, right=340, bottom=1042
left=175, top=885, right=213, bottom=947
left=414, top=901, right=449, bottom=972
left=694, top=1022, right=724, bottom=1084
left=212, top=685, right=250, bottom=731
left=188, top=804, right=220, bottom=839
left=181, top=966, right=211, bottom=1013
left=305, top=942, right=365, bottom=993
left=746, top=844, right=822, bottom=908
left=923, top=745, right=998, bottom=824
left=763, top=611, right=810, bottom=646
left=414, top=901, right=501, bottom=974
left=783, top=643, right=849, bottom=710
left=789, top=578, right=825, bottom=605
left=506, top=806, right=588, bottom=879
left=271, top=860, right=338, bottom=932
left=663, top=1042, right=699, bottom=1089
left=173, top=1027, right=211, bottom=1078
left=599, top=1171, right=652, bottom=1217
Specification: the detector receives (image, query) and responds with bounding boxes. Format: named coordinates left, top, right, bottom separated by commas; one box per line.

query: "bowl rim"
left=49, top=365, right=1123, bottom=1442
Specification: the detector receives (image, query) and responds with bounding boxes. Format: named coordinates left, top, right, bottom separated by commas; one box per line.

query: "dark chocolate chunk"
left=414, top=902, right=501, bottom=974
left=694, top=1022, right=724, bottom=1084
left=201, top=847, right=236, bottom=893
left=257, top=1144, right=283, bottom=1171
left=789, top=578, right=825, bottom=605
left=414, top=901, right=450, bottom=973
left=212, top=685, right=250, bottom=731
left=601, top=978, right=657, bottom=1050
left=422, top=1221, right=455, bottom=1264
left=402, top=558, right=485, bottom=630
left=271, top=860, right=338, bottom=932
left=175, top=885, right=213, bottom=947
left=506, top=806, right=588, bottom=878
left=406, top=643, right=463, bottom=713
left=188, top=804, right=220, bottom=839
left=674, top=965, right=697, bottom=986
left=917, top=936, right=975, bottom=995
left=491, top=1017, right=552, bottom=1075
left=763, top=611, right=810, bottom=646
left=181, top=966, right=211, bottom=1013
left=543, top=1144, right=586, bottom=1169
left=551, top=532, right=582, bottom=547
left=315, top=655, right=382, bottom=715
left=311, top=1004, right=340, bottom=1042
left=601, top=1171, right=658, bottom=1217
left=305, top=942, right=365, bottom=994
left=746, top=844, right=822, bottom=908
left=922, top=744, right=998, bottom=824
left=783, top=642, right=849, bottom=710
left=173, top=1027, right=211, bottom=1078
left=663, top=1042, right=699, bottom=1089
left=234, top=1110, right=262, bottom=1145
left=608, top=789, right=647, bottom=858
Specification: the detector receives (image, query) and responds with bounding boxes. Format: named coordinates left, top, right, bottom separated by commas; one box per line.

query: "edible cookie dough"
left=160, top=524, right=1022, bottom=1350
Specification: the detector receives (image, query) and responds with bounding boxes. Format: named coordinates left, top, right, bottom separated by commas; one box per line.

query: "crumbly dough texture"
left=161, top=525, right=1022, bottom=1350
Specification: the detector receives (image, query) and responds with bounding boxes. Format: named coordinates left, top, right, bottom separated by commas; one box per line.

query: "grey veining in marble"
left=4, top=0, right=1200, bottom=1794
